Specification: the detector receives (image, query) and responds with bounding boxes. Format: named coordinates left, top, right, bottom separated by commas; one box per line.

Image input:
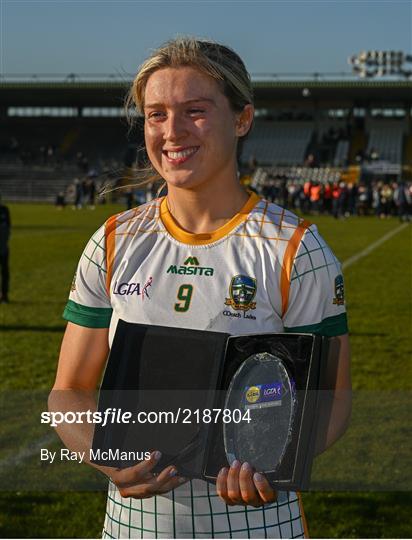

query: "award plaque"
left=223, top=352, right=296, bottom=473
left=92, top=321, right=328, bottom=490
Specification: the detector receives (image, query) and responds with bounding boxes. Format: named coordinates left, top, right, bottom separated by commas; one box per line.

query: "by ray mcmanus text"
left=40, top=448, right=152, bottom=464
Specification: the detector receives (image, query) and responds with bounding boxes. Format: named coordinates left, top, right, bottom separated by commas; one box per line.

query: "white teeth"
left=167, top=148, right=197, bottom=159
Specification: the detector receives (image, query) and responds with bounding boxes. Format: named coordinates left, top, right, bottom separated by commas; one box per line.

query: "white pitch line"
left=342, top=222, right=409, bottom=270
left=0, top=433, right=56, bottom=470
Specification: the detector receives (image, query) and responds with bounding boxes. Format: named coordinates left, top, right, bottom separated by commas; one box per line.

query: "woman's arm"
left=315, top=333, right=352, bottom=455
left=48, top=322, right=110, bottom=469
left=49, top=322, right=186, bottom=497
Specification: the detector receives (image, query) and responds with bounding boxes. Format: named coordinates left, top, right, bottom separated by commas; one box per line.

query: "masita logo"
left=167, top=256, right=214, bottom=277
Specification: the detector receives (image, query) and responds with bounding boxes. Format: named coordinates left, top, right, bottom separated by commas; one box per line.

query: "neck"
left=165, top=177, right=249, bottom=234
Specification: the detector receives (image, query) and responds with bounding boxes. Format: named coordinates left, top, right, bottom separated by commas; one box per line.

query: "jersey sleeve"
left=282, top=224, right=348, bottom=336
left=62, top=224, right=113, bottom=328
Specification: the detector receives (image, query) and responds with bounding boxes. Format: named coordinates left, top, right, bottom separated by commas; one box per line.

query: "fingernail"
left=169, top=468, right=177, bottom=477
left=241, top=462, right=251, bottom=471
left=219, top=467, right=228, bottom=476
left=153, top=451, right=162, bottom=461
left=231, top=459, right=240, bottom=468
left=178, top=477, right=187, bottom=483
left=254, top=472, right=264, bottom=482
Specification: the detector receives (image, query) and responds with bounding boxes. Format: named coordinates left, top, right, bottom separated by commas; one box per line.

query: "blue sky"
left=1, top=0, right=411, bottom=77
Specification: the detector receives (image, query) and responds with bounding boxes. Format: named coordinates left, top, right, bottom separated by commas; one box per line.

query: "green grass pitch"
left=0, top=203, right=410, bottom=538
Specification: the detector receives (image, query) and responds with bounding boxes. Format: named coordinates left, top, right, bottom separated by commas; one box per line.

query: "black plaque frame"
left=91, top=320, right=329, bottom=490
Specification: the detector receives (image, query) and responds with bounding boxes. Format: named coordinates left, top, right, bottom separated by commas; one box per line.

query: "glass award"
left=223, top=352, right=296, bottom=472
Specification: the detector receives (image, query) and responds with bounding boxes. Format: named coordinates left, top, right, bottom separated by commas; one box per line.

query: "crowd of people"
left=257, top=177, right=412, bottom=220
left=56, top=175, right=98, bottom=210
left=55, top=171, right=412, bottom=222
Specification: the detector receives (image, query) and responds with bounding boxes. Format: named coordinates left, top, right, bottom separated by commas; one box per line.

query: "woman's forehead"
left=144, top=66, right=223, bottom=107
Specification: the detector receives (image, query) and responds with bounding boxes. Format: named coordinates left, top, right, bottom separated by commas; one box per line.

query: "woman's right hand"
left=106, top=451, right=187, bottom=499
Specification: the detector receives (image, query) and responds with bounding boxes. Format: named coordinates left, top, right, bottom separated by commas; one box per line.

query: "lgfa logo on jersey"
left=166, top=256, right=214, bottom=277
left=113, top=277, right=153, bottom=300
left=333, top=274, right=345, bottom=305
left=225, top=275, right=257, bottom=311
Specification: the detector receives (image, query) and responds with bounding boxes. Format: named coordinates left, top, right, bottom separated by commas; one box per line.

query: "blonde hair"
left=124, top=36, right=254, bottom=188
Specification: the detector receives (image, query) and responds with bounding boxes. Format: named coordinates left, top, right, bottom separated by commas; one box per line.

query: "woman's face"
left=143, top=66, right=252, bottom=192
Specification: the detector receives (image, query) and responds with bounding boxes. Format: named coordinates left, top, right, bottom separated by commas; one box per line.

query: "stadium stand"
left=1, top=78, right=411, bottom=204
left=251, top=166, right=342, bottom=191
left=243, top=121, right=314, bottom=165
left=366, top=120, right=406, bottom=163
left=0, top=174, right=68, bottom=202
left=334, top=139, right=350, bottom=167
left=0, top=163, right=78, bottom=202
left=0, top=119, right=133, bottom=164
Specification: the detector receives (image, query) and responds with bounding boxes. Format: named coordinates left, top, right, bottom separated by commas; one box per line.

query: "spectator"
left=87, top=177, right=96, bottom=209
left=394, top=181, right=412, bottom=222
left=303, top=180, right=312, bottom=213
left=280, top=180, right=288, bottom=208
left=287, top=181, right=299, bottom=210
left=125, top=189, right=134, bottom=210
left=369, top=148, right=380, bottom=161
left=0, top=194, right=11, bottom=303
left=55, top=192, right=66, bottom=210
left=332, top=182, right=342, bottom=219
left=346, top=182, right=358, bottom=216
left=269, top=180, right=279, bottom=204
left=73, top=178, right=84, bottom=209
left=379, top=183, right=393, bottom=219
left=356, top=183, right=369, bottom=216
left=262, top=180, right=273, bottom=202
left=305, top=153, right=317, bottom=168
left=323, top=181, right=332, bottom=215
left=309, top=181, right=322, bottom=214
left=254, top=172, right=411, bottom=220
left=372, top=181, right=382, bottom=217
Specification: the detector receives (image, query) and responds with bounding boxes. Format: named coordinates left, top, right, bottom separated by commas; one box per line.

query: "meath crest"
left=225, top=275, right=257, bottom=311
left=333, top=274, right=345, bottom=305
left=70, top=272, right=77, bottom=292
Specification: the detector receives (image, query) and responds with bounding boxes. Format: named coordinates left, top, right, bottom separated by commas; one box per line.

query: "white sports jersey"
left=64, top=192, right=347, bottom=539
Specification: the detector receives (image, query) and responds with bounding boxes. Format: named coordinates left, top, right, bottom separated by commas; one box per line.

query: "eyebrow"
left=144, top=98, right=216, bottom=109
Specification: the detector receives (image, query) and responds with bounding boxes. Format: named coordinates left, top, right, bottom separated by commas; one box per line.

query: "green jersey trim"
left=284, top=312, right=348, bottom=337
left=63, top=300, right=112, bottom=328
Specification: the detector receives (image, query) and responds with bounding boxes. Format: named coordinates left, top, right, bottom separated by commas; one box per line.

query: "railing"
left=1, top=72, right=410, bottom=83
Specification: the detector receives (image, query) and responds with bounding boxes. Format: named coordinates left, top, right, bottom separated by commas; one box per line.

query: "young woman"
left=51, top=37, right=351, bottom=538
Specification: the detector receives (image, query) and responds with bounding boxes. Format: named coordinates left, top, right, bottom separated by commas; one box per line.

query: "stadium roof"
left=1, top=79, right=411, bottom=108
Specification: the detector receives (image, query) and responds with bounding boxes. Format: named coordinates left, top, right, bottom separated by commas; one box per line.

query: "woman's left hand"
left=216, top=460, right=277, bottom=507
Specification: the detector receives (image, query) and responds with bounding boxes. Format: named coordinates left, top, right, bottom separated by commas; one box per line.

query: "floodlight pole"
left=348, top=50, right=412, bottom=79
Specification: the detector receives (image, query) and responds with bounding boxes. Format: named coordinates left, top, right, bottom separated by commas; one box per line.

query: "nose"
left=164, top=112, right=188, bottom=142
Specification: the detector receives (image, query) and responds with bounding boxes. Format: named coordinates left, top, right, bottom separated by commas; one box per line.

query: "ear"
left=235, top=104, right=254, bottom=137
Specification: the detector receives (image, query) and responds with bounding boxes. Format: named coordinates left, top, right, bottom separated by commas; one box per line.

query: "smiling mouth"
left=163, top=146, right=199, bottom=163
